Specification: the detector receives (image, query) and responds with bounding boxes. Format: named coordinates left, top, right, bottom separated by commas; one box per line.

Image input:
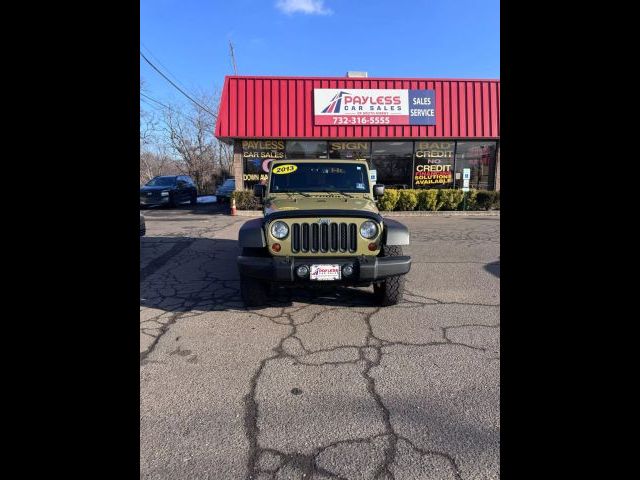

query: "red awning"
left=215, top=75, right=499, bottom=140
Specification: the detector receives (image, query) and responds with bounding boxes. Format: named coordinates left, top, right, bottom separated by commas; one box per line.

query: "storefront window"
left=240, top=139, right=498, bottom=191
left=286, top=141, right=328, bottom=159
left=328, top=141, right=371, bottom=161
left=242, top=140, right=285, bottom=189
left=413, top=141, right=455, bottom=189
left=454, top=141, right=497, bottom=190
left=370, top=142, right=413, bottom=188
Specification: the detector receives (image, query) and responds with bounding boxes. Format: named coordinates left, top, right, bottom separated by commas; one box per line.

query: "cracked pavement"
left=140, top=204, right=500, bottom=479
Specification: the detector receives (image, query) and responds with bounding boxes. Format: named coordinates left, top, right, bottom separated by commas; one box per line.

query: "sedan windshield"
left=146, top=177, right=176, bottom=187
left=270, top=163, right=370, bottom=193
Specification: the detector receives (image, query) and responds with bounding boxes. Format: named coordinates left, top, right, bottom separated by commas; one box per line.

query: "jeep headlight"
left=270, top=221, right=289, bottom=239
left=161, top=191, right=170, bottom=196
left=360, top=221, right=378, bottom=239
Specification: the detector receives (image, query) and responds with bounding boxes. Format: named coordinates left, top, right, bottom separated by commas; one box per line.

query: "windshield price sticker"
left=272, top=164, right=298, bottom=175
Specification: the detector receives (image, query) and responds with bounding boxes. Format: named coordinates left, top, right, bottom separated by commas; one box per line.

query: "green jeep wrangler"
left=237, top=159, right=411, bottom=307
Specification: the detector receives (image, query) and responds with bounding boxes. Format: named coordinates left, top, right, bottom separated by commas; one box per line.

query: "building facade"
left=214, top=75, right=500, bottom=192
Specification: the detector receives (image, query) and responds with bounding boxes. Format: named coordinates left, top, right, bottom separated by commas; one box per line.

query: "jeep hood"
left=264, top=195, right=379, bottom=216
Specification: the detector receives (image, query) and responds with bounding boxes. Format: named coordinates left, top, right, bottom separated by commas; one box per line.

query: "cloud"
left=275, top=0, right=333, bottom=15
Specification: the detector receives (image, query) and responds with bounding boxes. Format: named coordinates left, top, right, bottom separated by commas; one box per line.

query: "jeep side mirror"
left=253, top=184, right=266, bottom=198
left=373, top=184, right=385, bottom=198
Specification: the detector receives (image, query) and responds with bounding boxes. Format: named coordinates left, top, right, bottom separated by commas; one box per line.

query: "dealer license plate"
left=310, top=264, right=341, bottom=281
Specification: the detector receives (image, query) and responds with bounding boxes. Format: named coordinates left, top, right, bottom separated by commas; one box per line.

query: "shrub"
left=475, top=190, right=497, bottom=210
left=416, top=190, right=430, bottom=210
left=377, top=189, right=400, bottom=211
left=232, top=190, right=261, bottom=210
left=438, top=189, right=465, bottom=210
left=460, top=189, right=479, bottom=210
left=416, top=189, right=441, bottom=211
left=395, top=190, right=418, bottom=211
left=230, top=186, right=498, bottom=212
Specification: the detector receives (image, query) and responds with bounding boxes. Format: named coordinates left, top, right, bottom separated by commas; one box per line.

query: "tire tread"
left=374, top=245, right=405, bottom=306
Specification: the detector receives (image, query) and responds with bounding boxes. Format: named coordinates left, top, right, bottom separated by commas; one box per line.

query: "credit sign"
left=314, top=89, right=436, bottom=126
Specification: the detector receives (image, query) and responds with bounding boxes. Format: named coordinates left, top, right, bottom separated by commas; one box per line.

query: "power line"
left=140, top=51, right=216, bottom=117
left=140, top=92, right=202, bottom=124
left=141, top=43, right=193, bottom=94
left=140, top=92, right=171, bottom=110
left=140, top=97, right=157, bottom=109
left=140, top=97, right=168, bottom=114
left=140, top=51, right=217, bottom=118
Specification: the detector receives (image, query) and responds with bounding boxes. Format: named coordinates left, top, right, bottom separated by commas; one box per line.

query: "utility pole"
left=229, top=40, right=238, bottom=75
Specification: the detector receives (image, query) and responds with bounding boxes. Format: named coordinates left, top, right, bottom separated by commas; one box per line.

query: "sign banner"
left=314, top=89, right=435, bottom=126
left=242, top=140, right=285, bottom=183
left=413, top=142, right=454, bottom=187
left=329, top=141, right=370, bottom=159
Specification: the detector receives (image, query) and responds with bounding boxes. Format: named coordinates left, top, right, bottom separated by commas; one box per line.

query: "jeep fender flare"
left=238, top=218, right=267, bottom=248
left=382, top=218, right=410, bottom=246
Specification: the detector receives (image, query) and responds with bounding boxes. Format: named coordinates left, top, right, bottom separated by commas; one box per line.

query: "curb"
left=382, top=211, right=499, bottom=217
left=235, top=210, right=263, bottom=217
left=233, top=210, right=500, bottom=217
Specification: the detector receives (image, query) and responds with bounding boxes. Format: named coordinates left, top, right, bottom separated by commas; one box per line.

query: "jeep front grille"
left=291, top=222, right=357, bottom=253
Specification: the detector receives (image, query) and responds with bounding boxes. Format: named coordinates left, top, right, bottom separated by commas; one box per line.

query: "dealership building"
left=214, top=74, right=500, bottom=192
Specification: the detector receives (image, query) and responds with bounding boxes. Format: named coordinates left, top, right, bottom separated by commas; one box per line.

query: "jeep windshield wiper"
left=283, top=191, right=310, bottom=197
left=317, top=190, right=354, bottom=198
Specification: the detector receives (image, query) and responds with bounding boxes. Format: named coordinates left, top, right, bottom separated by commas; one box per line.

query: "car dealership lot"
left=140, top=206, right=499, bottom=480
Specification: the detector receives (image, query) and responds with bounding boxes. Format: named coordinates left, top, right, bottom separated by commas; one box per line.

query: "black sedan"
left=140, top=175, right=198, bottom=208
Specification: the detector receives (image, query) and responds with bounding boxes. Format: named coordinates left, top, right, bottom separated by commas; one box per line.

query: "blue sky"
left=140, top=0, right=499, bottom=104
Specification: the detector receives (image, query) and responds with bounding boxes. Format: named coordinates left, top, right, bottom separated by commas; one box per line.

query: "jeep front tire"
left=373, top=245, right=405, bottom=306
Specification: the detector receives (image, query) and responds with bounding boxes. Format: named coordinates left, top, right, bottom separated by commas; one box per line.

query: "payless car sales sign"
left=313, top=89, right=436, bottom=126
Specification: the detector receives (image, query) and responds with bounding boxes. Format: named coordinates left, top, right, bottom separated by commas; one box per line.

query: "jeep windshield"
left=270, top=163, right=370, bottom=193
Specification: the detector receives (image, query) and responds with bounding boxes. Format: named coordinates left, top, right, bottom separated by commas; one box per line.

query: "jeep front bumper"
left=237, top=255, right=411, bottom=283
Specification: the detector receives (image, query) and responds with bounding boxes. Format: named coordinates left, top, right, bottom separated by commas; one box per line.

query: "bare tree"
left=158, top=90, right=231, bottom=193
left=140, top=81, right=232, bottom=193
left=139, top=150, right=178, bottom=185
left=140, top=79, right=160, bottom=150
left=217, top=139, right=234, bottom=173
left=140, top=111, right=159, bottom=150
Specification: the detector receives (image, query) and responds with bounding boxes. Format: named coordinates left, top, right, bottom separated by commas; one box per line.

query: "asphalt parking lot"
left=140, top=204, right=500, bottom=480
